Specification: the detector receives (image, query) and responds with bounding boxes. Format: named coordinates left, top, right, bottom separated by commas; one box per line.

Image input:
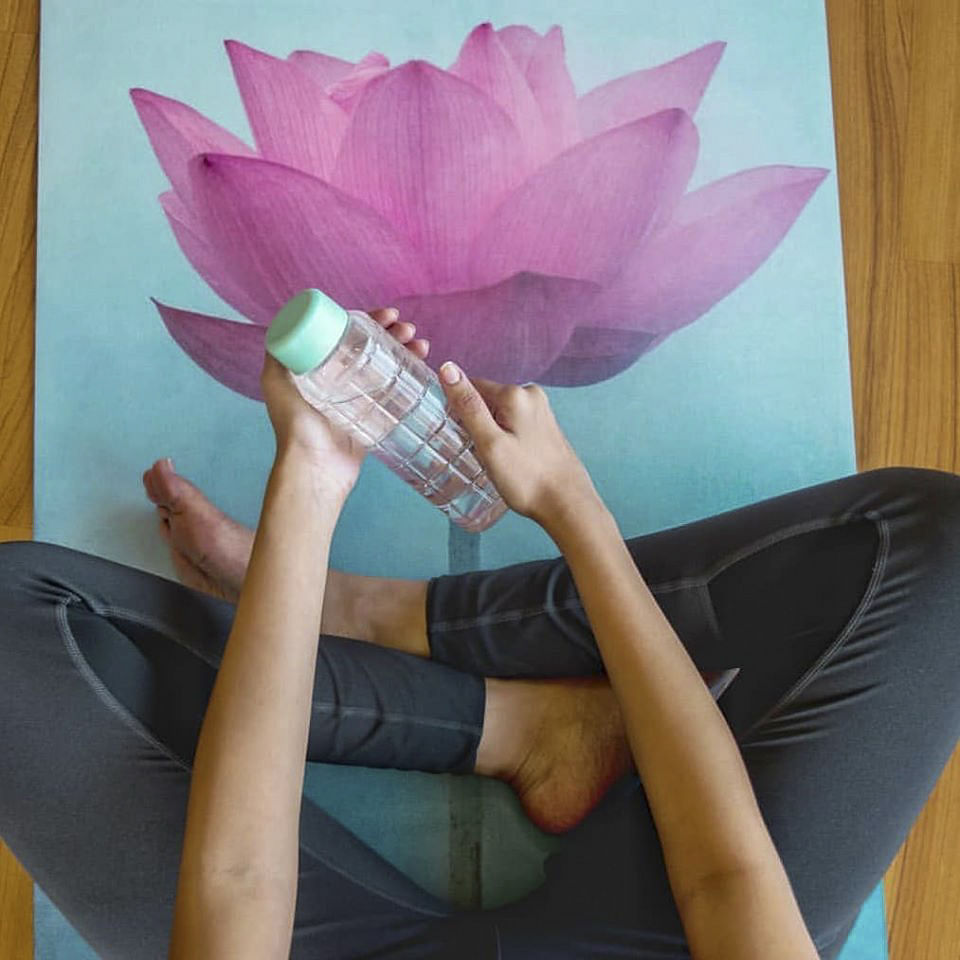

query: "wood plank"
left=901, top=1, right=960, bottom=264
left=894, top=261, right=959, bottom=466
left=826, top=0, right=914, bottom=470
left=882, top=262, right=960, bottom=960
left=828, top=1, right=960, bottom=957
left=0, top=523, right=31, bottom=542
left=0, top=0, right=37, bottom=35
left=0, top=28, right=37, bottom=530
left=887, top=729, right=960, bottom=959
left=0, top=840, right=32, bottom=960
left=0, top=17, right=36, bottom=960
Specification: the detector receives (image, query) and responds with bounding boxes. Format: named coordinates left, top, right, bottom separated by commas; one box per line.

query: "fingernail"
left=388, top=307, right=400, bottom=320
left=164, top=457, right=174, bottom=471
left=440, top=361, right=461, bottom=385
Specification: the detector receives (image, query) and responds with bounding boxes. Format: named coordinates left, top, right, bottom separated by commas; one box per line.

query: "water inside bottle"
left=294, top=313, right=507, bottom=531
left=374, top=380, right=506, bottom=530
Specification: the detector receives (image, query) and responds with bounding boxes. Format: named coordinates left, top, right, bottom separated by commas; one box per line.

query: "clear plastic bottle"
left=265, top=289, right=508, bottom=533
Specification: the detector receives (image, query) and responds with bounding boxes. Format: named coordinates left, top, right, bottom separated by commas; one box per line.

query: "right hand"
left=437, top=360, right=598, bottom=528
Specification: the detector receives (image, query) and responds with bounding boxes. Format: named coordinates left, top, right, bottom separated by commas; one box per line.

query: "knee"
left=0, top=541, right=58, bottom=668
left=0, top=539, right=67, bottom=601
left=861, top=465, right=960, bottom=520
left=0, top=537, right=43, bottom=573
left=859, top=466, right=960, bottom=574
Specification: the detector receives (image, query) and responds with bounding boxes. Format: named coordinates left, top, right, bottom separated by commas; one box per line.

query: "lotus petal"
left=525, top=26, right=579, bottom=156
left=153, top=300, right=266, bottom=400
left=325, top=52, right=391, bottom=113
left=495, top=24, right=542, bottom=73
left=188, top=153, right=429, bottom=318
left=160, top=191, right=273, bottom=324
left=332, top=60, right=526, bottom=291
left=538, top=327, right=664, bottom=386
left=286, top=49, right=355, bottom=87
left=395, top=271, right=600, bottom=384
left=130, top=89, right=253, bottom=199
left=593, top=165, right=830, bottom=334
left=578, top=42, right=725, bottom=139
left=450, top=22, right=548, bottom=167
left=470, top=109, right=698, bottom=287
left=225, top=40, right=349, bottom=180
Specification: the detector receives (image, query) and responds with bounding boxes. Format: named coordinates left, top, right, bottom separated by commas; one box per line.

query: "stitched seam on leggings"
left=57, top=600, right=454, bottom=921
left=429, top=514, right=865, bottom=632
left=311, top=702, right=482, bottom=736
left=698, top=581, right=723, bottom=642
left=97, top=603, right=222, bottom=670
left=295, top=833, right=451, bottom=918
left=97, top=603, right=482, bottom=740
left=811, top=913, right=861, bottom=953
left=811, top=923, right=848, bottom=954
left=430, top=596, right=586, bottom=632
left=55, top=597, right=193, bottom=772
left=736, top=511, right=890, bottom=743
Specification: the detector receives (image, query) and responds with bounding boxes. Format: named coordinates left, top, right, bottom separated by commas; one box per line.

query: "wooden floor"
left=1, top=0, right=958, bottom=956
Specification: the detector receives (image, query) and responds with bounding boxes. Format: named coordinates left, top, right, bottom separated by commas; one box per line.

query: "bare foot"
left=496, top=677, right=634, bottom=835
left=142, top=458, right=426, bottom=651
left=142, top=458, right=253, bottom=604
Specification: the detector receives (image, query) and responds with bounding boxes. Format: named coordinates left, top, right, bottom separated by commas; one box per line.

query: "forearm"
left=544, top=496, right=816, bottom=957
left=170, top=449, right=342, bottom=959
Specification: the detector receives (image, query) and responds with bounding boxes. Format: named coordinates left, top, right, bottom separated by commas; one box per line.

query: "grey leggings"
left=2, top=467, right=960, bottom=959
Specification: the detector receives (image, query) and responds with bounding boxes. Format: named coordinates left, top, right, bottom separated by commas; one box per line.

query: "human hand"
left=436, top=361, right=598, bottom=528
left=261, top=307, right=430, bottom=501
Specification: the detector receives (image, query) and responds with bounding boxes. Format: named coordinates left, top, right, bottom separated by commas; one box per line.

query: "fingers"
left=370, top=306, right=400, bottom=326
left=438, top=362, right=502, bottom=449
left=467, top=376, right=513, bottom=407
left=371, top=306, right=411, bottom=338
left=370, top=306, right=429, bottom=356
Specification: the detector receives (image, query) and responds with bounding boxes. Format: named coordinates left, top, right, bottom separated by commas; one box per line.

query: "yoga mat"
left=32, top=0, right=885, bottom=955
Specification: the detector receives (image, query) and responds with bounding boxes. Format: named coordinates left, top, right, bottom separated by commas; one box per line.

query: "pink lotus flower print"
left=131, top=23, right=828, bottom=401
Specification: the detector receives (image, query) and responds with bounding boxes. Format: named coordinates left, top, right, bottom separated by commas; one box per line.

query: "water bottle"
left=265, top=289, right=509, bottom=533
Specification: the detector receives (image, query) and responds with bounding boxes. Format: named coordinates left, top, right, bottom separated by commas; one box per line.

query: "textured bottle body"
left=292, top=310, right=508, bottom=532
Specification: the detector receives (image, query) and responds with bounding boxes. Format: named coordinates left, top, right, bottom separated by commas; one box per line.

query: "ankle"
left=366, top=577, right=430, bottom=656
left=330, top=572, right=430, bottom=657
left=320, top=569, right=359, bottom=639
left=475, top=678, right=542, bottom=780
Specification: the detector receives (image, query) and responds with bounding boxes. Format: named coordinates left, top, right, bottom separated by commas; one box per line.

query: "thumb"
left=439, top=361, right=502, bottom=449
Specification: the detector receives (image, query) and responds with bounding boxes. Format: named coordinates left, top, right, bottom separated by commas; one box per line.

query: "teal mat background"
left=32, top=0, right=885, bottom=955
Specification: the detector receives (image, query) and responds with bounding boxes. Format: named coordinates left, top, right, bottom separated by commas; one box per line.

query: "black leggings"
left=2, top=467, right=960, bottom=959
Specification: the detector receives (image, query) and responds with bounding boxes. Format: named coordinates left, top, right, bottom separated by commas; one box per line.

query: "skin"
left=168, top=309, right=819, bottom=960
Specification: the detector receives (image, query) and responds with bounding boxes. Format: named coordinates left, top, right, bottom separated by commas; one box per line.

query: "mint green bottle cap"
left=266, top=289, right=350, bottom=374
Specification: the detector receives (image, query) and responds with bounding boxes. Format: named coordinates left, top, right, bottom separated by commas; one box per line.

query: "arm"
left=168, top=448, right=343, bottom=960
left=542, top=491, right=819, bottom=960
left=167, top=312, right=424, bottom=958
left=435, top=365, right=818, bottom=960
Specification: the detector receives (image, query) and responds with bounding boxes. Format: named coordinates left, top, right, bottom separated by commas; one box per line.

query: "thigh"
left=0, top=541, right=478, bottom=959
left=497, top=468, right=960, bottom=958
left=427, top=469, right=880, bottom=687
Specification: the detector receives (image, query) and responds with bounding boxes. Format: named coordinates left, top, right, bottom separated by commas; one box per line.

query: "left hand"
left=261, top=306, right=431, bottom=501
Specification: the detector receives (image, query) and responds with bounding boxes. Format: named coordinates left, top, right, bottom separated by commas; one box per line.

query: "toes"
left=143, top=460, right=176, bottom=505
left=152, top=460, right=182, bottom=508
left=143, top=468, right=161, bottom=504
left=155, top=511, right=171, bottom=543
